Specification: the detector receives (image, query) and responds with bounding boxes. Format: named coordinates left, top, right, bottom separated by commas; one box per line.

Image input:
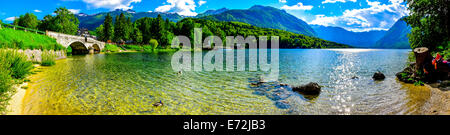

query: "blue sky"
left=0, top=0, right=409, bottom=32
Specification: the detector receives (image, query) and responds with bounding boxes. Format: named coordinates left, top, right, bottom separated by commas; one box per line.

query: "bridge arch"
left=69, top=41, right=89, bottom=55
left=92, top=44, right=101, bottom=54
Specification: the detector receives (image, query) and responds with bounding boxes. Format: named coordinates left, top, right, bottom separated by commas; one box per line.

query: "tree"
left=15, top=13, right=39, bottom=29
left=103, top=13, right=114, bottom=42
left=405, top=0, right=449, bottom=52
left=38, top=15, right=53, bottom=31
left=95, top=24, right=104, bottom=41
left=114, top=13, right=128, bottom=42
left=38, top=7, right=79, bottom=35
left=132, top=27, right=143, bottom=44
left=51, top=7, right=79, bottom=35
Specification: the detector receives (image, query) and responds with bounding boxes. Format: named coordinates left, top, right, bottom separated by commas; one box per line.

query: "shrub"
left=0, top=49, right=34, bottom=79
left=41, top=51, right=56, bottom=66
left=0, top=56, right=12, bottom=94
left=149, top=39, right=158, bottom=50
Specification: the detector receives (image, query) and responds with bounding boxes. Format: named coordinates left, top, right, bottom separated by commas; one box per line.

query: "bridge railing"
left=0, top=22, right=46, bottom=34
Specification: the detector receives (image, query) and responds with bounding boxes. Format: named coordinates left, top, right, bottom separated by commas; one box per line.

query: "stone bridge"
left=46, top=31, right=105, bottom=54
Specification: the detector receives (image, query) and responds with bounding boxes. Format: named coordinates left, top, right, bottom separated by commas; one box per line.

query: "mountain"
left=200, top=5, right=316, bottom=37
left=196, top=8, right=229, bottom=17
left=311, top=25, right=387, bottom=48
left=374, top=18, right=411, bottom=49
left=77, top=9, right=184, bottom=30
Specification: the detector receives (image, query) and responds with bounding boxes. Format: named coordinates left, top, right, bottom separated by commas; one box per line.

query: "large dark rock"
left=372, top=71, right=386, bottom=80
left=292, top=82, right=321, bottom=95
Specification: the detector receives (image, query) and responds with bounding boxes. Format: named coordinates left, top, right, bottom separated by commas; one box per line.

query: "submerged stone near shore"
left=292, top=82, right=321, bottom=95
left=372, top=71, right=386, bottom=81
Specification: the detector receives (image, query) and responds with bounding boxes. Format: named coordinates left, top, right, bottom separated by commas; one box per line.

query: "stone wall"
left=17, top=49, right=66, bottom=62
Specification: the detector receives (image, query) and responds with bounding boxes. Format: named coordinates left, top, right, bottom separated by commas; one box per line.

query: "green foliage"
left=66, top=46, right=72, bottom=54
left=38, top=7, right=80, bottom=35
left=103, top=13, right=114, bottom=42
left=175, top=18, right=349, bottom=48
left=405, top=0, right=449, bottom=52
left=149, top=39, right=159, bottom=50
left=132, top=28, right=143, bottom=44
left=414, top=80, right=425, bottom=86
left=104, top=44, right=121, bottom=52
left=0, top=28, right=65, bottom=50
left=41, top=51, right=56, bottom=66
left=95, top=24, right=104, bottom=40
left=123, top=45, right=143, bottom=51
left=0, top=51, right=12, bottom=94
left=15, top=13, right=39, bottom=29
left=113, top=13, right=133, bottom=42
left=95, top=14, right=348, bottom=49
left=0, top=49, right=34, bottom=79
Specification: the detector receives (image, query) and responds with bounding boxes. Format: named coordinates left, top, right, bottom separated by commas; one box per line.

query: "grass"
left=0, top=28, right=65, bottom=50
left=123, top=45, right=143, bottom=51
left=0, top=49, right=34, bottom=113
left=41, top=51, right=56, bottom=66
left=103, top=44, right=122, bottom=52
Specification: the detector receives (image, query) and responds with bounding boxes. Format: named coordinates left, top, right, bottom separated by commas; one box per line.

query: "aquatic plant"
left=41, top=51, right=56, bottom=66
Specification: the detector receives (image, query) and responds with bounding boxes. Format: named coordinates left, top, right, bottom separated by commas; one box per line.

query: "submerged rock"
left=351, top=76, right=359, bottom=79
left=275, top=100, right=291, bottom=109
left=372, top=71, right=386, bottom=81
left=292, top=82, right=321, bottom=95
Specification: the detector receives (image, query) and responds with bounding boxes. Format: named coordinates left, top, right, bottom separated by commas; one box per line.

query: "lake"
left=22, top=49, right=437, bottom=115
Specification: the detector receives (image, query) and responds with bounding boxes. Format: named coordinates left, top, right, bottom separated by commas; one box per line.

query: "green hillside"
left=374, top=18, right=411, bottom=49
left=0, top=27, right=64, bottom=50
left=200, top=5, right=317, bottom=37
left=179, top=18, right=349, bottom=48
left=77, top=9, right=184, bottom=30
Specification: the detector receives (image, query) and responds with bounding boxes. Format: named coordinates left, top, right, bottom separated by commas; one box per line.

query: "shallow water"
left=22, top=49, right=435, bottom=115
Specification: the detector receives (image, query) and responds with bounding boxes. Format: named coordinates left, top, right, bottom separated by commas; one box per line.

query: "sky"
left=0, top=0, right=409, bottom=32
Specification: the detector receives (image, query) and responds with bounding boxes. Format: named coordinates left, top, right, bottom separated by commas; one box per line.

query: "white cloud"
left=5, top=17, right=18, bottom=21
left=68, top=9, right=81, bottom=14
left=322, top=0, right=357, bottom=4
left=198, top=0, right=206, bottom=6
left=82, top=0, right=142, bottom=10
left=310, top=0, right=409, bottom=32
left=279, top=0, right=287, bottom=3
left=155, top=0, right=198, bottom=16
left=281, top=2, right=313, bottom=10
left=34, top=10, right=42, bottom=13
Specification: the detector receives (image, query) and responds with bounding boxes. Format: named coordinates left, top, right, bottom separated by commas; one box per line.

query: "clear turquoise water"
left=24, top=49, right=433, bottom=115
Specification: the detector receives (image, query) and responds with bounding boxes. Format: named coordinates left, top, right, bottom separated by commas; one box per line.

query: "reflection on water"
left=22, top=49, right=437, bottom=115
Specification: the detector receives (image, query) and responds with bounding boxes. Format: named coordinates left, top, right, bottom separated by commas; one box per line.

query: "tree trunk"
left=414, top=47, right=433, bottom=73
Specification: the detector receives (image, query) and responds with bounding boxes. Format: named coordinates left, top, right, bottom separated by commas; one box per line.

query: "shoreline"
left=423, top=84, right=450, bottom=115
left=4, top=51, right=449, bottom=115
left=6, top=82, right=28, bottom=115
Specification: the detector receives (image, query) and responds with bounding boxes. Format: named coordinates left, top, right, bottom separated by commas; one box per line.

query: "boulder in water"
left=292, top=82, right=321, bottom=95
left=373, top=72, right=386, bottom=81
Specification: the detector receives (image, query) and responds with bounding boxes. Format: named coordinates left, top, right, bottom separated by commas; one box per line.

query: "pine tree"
left=103, top=13, right=114, bottom=42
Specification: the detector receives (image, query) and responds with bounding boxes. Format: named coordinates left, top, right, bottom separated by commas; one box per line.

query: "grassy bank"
left=0, top=49, right=34, bottom=114
left=0, top=28, right=65, bottom=50
left=103, top=44, right=179, bottom=53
